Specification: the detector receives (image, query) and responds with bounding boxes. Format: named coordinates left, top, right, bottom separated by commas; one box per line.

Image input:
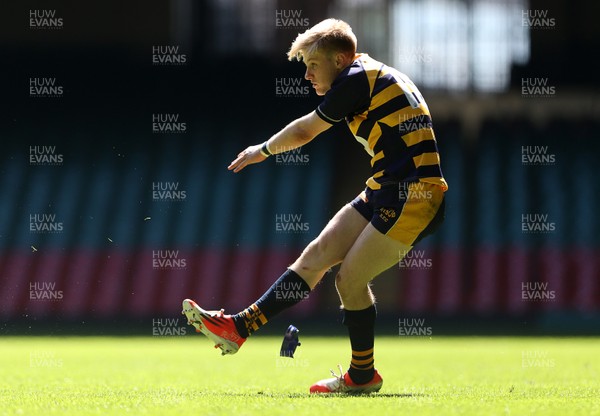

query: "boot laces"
left=329, top=364, right=346, bottom=385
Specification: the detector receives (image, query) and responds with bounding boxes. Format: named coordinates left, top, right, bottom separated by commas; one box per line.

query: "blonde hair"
left=287, top=18, right=357, bottom=62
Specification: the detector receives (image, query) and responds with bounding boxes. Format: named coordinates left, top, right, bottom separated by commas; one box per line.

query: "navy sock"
left=343, top=305, right=376, bottom=384
left=233, top=269, right=310, bottom=338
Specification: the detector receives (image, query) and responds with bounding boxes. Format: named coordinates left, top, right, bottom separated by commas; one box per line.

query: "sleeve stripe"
left=316, top=106, right=343, bottom=124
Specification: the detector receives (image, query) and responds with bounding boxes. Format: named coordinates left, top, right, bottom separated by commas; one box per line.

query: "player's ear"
left=334, top=52, right=352, bottom=69
left=334, top=52, right=345, bottom=69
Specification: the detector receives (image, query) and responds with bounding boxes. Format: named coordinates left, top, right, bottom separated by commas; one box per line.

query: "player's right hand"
left=228, top=144, right=267, bottom=173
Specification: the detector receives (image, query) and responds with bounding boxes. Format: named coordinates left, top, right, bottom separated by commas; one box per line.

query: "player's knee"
left=335, top=272, right=362, bottom=299
left=311, top=237, right=333, bottom=259
left=299, top=238, right=339, bottom=270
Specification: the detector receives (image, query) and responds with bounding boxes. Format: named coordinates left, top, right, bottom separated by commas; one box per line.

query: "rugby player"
left=183, top=18, right=447, bottom=394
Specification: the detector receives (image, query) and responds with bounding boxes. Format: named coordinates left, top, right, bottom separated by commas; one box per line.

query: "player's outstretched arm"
left=228, top=110, right=331, bottom=173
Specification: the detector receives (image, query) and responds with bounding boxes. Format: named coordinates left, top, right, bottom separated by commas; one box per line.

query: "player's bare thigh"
left=336, top=223, right=412, bottom=310
left=290, top=204, right=368, bottom=289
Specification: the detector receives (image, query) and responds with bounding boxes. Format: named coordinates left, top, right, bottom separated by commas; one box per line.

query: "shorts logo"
left=378, top=208, right=396, bottom=223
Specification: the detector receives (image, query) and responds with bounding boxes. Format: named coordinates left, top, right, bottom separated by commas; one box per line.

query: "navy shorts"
left=350, top=182, right=445, bottom=246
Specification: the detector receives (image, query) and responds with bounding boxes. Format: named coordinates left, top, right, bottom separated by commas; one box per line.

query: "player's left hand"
left=228, top=144, right=267, bottom=173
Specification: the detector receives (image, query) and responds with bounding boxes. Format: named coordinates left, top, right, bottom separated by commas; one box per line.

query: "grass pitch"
left=0, top=336, right=598, bottom=416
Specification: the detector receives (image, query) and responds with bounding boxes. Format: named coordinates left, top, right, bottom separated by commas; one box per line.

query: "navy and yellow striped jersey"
left=315, top=54, right=448, bottom=192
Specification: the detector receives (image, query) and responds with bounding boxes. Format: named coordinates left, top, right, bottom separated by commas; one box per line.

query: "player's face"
left=304, top=51, right=346, bottom=96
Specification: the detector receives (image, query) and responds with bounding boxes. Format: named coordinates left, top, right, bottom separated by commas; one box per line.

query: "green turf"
left=0, top=336, right=598, bottom=416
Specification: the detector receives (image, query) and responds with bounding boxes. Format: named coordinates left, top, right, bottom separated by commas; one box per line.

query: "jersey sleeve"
left=316, top=63, right=371, bottom=124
